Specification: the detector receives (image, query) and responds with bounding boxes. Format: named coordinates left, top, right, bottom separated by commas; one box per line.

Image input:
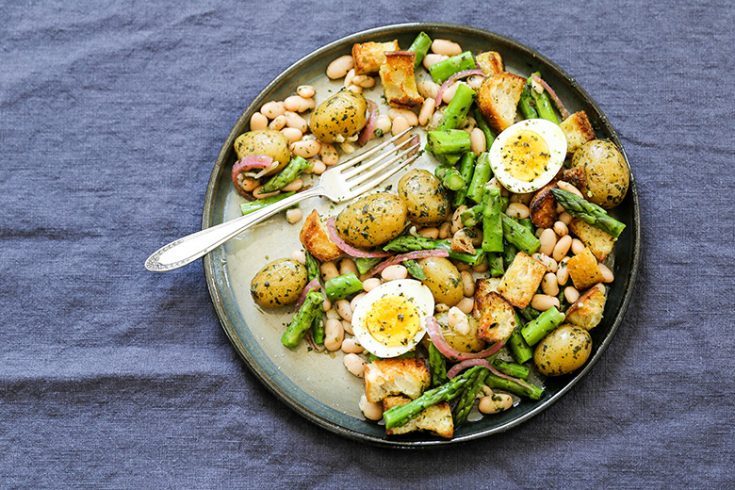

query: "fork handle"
left=145, top=186, right=324, bottom=272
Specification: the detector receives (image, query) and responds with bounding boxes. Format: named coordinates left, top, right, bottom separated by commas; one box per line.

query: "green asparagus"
left=518, top=79, right=539, bottom=120
left=482, top=188, right=504, bottom=253
left=403, top=259, right=426, bottom=280
left=518, top=218, right=534, bottom=234
left=428, top=51, right=476, bottom=83
left=437, top=166, right=466, bottom=191
left=382, top=235, right=486, bottom=265
left=355, top=257, right=381, bottom=275
left=240, top=192, right=295, bottom=215
left=492, top=359, right=530, bottom=380
left=407, top=31, right=432, bottom=68
left=529, top=72, right=559, bottom=124
left=501, top=214, right=541, bottom=254
left=519, top=306, right=541, bottom=322
left=503, top=243, right=518, bottom=268
left=453, top=368, right=488, bottom=425
left=521, top=306, right=565, bottom=346
left=426, top=129, right=471, bottom=155
left=488, top=253, right=504, bottom=277
left=324, top=272, right=364, bottom=301
left=281, top=290, right=324, bottom=349
left=467, top=153, right=492, bottom=203
left=453, top=152, right=476, bottom=207
left=473, top=107, right=496, bottom=147
left=304, top=251, right=320, bottom=282
left=428, top=343, right=448, bottom=387
left=461, top=203, right=484, bottom=227
left=311, top=314, right=325, bottom=346
left=261, top=156, right=310, bottom=192
left=508, top=314, right=534, bottom=364
left=551, top=188, right=626, bottom=238
left=438, top=83, right=475, bottom=130
left=485, top=372, right=544, bottom=401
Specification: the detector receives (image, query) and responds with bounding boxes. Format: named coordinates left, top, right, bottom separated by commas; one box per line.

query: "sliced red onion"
left=357, top=100, right=378, bottom=146
left=231, top=155, right=273, bottom=182
left=366, top=249, right=449, bottom=277
left=296, top=278, right=321, bottom=308
left=532, top=74, right=570, bottom=120
left=325, top=218, right=390, bottom=259
left=426, top=316, right=504, bottom=361
left=447, top=359, right=492, bottom=379
left=435, top=69, right=485, bottom=106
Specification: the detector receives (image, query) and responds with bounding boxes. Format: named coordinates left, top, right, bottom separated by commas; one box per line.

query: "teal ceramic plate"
left=202, top=23, right=640, bottom=447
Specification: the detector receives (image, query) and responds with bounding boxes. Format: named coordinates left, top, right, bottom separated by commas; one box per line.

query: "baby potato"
left=435, top=312, right=486, bottom=352
left=418, top=257, right=463, bottom=306
left=250, top=259, right=308, bottom=308
left=233, top=129, right=291, bottom=174
left=533, top=324, right=592, bottom=376
left=335, top=192, right=408, bottom=248
left=570, top=139, right=630, bottom=209
left=398, top=169, right=451, bottom=226
left=309, top=90, right=367, bottom=143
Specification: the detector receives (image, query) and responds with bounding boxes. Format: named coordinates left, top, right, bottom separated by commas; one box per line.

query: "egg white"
left=351, top=279, right=435, bottom=358
left=489, top=119, right=567, bottom=194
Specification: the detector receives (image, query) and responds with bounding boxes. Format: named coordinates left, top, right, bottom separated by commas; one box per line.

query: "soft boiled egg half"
left=351, top=279, right=435, bottom=358
left=489, top=118, right=567, bottom=194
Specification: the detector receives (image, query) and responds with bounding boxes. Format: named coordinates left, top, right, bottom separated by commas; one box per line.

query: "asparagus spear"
left=501, top=214, right=541, bottom=254
left=492, top=359, right=530, bottom=380
left=453, top=152, right=476, bottom=207
left=281, top=290, right=324, bottom=349
left=324, top=272, right=364, bottom=301
left=355, top=257, right=380, bottom=275
left=508, top=313, right=534, bottom=364
left=261, top=156, right=310, bottom=192
left=383, top=366, right=482, bottom=429
left=428, top=343, right=448, bottom=387
left=381, top=235, right=486, bottom=265
left=311, top=314, right=325, bottom=346
left=426, top=129, right=471, bottom=155
left=488, top=253, right=504, bottom=277
left=519, top=306, right=541, bottom=322
left=521, top=306, right=565, bottom=346
left=407, top=31, right=432, bottom=68
left=518, top=79, right=539, bottom=120
left=518, top=218, right=534, bottom=234
left=503, top=243, right=518, bottom=269
left=485, top=372, right=544, bottom=401
left=437, top=83, right=475, bottom=130
left=403, top=259, right=426, bottom=280
left=304, top=251, right=320, bottom=282
left=435, top=166, right=465, bottom=191
left=482, top=188, right=504, bottom=253
left=240, top=192, right=295, bottom=215
left=529, top=72, right=559, bottom=124
left=429, top=51, right=476, bottom=83
left=473, top=107, right=496, bottom=147
left=453, top=368, right=488, bottom=425
left=551, top=188, right=626, bottom=238
left=461, top=203, right=484, bottom=227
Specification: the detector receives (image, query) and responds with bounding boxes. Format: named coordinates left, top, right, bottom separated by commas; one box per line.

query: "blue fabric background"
left=1, top=0, right=733, bottom=487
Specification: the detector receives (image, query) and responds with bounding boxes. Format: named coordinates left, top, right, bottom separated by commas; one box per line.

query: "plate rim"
left=202, top=22, right=641, bottom=448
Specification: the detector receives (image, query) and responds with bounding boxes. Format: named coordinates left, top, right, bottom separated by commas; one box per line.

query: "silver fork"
left=145, top=128, right=420, bottom=272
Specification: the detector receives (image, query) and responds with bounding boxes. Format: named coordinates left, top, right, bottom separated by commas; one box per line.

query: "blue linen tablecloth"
left=1, top=0, right=733, bottom=487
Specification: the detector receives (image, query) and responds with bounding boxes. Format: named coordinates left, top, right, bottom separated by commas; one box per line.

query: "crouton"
left=475, top=51, right=504, bottom=76
left=497, top=252, right=547, bottom=308
left=383, top=396, right=454, bottom=439
left=364, top=358, right=430, bottom=403
left=379, top=51, right=424, bottom=108
left=567, top=247, right=605, bottom=290
left=352, top=40, right=400, bottom=75
left=474, top=292, right=517, bottom=344
left=566, top=286, right=607, bottom=330
left=569, top=219, right=616, bottom=261
left=560, top=167, right=587, bottom=196
left=560, top=111, right=595, bottom=154
left=529, top=183, right=558, bottom=229
left=299, top=210, right=342, bottom=262
left=477, top=72, right=526, bottom=132
left=474, top=277, right=502, bottom=299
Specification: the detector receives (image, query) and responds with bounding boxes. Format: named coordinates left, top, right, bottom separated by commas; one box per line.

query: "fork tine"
left=340, top=134, right=417, bottom=180
left=336, top=127, right=413, bottom=171
left=344, top=141, right=421, bottom=188
left=349, top=153, right=420, bottom=197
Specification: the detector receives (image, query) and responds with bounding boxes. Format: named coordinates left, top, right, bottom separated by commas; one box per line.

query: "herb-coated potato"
left=398, top=169, right=451, bottom=226
left=418, top=257, right=463, bottom=306
left=533, top=324, right=592, bottom=376
left=309, top=90, right=367, bottom=143
left=335, top=192, right=408, bottom=248
left=570, top=139, right=630, bottom=209
left=250, top=259, right=308, bottom=308
left=233, top=129, right=291, bottom=174
left=435, top=312, right=486, bottom=352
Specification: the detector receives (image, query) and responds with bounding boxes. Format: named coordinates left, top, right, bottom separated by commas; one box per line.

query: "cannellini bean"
left=324, top=318, right=345, bottom=351
left=326, top=309, right=339, bottom=320
left=296, top=85, right=315, bottom=98
left=290, top=139, right=321, bottom=159
left=470, top=127, right=486, bottom=155
left=281, top=127, right=303, bottom=143
left=335, top=299, right=352, bottom=322
left=431, top=39, right=462, bottom=56
left=553, top=235, right=573, bottom=262
left=448, top=306, right=470, bottom=335
left=291, top=249, right=306, bottom=263
left=261, top=101, right=286, bottom=119
left=252, top=186, right=279, bottom=199
left=557, top=180, right=584, bottom=198
left=269, top=115, right=287, bottom=130
left=391, top=116, right=410, bottom=141
left=506, top=202, right=531, bottom=219
left=479, top=393, right=513, bottom=415
left=556, top=203, right=565, bottom=214
left=375, top=114, right=392, bottom=135
left=285, top=208, right=302, bottom=224
left=341, top=338, right=364, bottom=354
left=466, top=75, right=484, bottom=90
left=461, top=271, right=475, bottom=297
left=347, top=84, right=362, bottom=94
left=592, top=283, right=606, bottom=294
left=326, top=55, right=353, bottom=79
left=439, top=222, right=452, bottom=239
left=532, top=253, right=558, bottom=272
left=442, top=81, right=461, bottom=104
left=599, top=263, right=615, bottom=283
left=542, top=272, right=560, bottom=297
left=352, top=75, right=375, bottom=88
left=564, top=286, right=580, bottom=304
left=531, top=294, right=560, bottom=311
left=417, top=79, right=440, bottom=99
left=435, top=303, right=449, bottom=313
left=362, top=277, right=382, bottom=292
left=418, top=227, right=440, bottom=239
left=423, top=53, right=448, bottom=70
left=429, top=111, right=443, bottom=129
left=283, top=111, right=308, bottom=132
left=282, top=178, right=303, bottom=192
left=455, top=262, right=471, bottom=272
left=553, top=220, right=569, bottom=237
left=571, top=238, right=585, bottom=255
left=344, top=68, right=356, bottom=87
left=350, top=293, right=365, bottom=312
left=309, top=159, right=326, bottom=175
left=418, top=98, right=436, bottom=127
left=320, top=143, right=339, bottom=166
left=473, top=262, right=488, bottom=273
left=389, top=108, right=419, bottom=126
left=381, top=264, right=408, bottom=281
left=342, top=320, right=353, bottom=335
left=284, top=95, right=315, bottom=113
left=559, top=212, right=572, bottom=225
left=456, top=296, right=474, bottom=315
left=320, top=261, right=339, bottom=281
left=339, top=258, right=357, bottom=275
left=539, top=229, right=558, bottom=256
left=359, top=394, right=383, bottom=421
left=451, top=206, right=467, bottom=234
left=250, top=112, right=268, bottom=130
left=340, top=141, right=356, bottom=154
left=238, top=178, right=258, bottom=192
left=323, top=299, right=332, bottom=312
left=557, top=258, right=569, bottom=285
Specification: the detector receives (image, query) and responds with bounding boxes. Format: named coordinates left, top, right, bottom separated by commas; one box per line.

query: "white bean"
left=417, top=79, right=440, bottom=99
left=281, top=127, right=303, bottom=143
left=599, top=263, right=615, bottom=283
left=442, top=81, right=461, bottom=104
left=268, top=115, right=287, bottom=130
left=439, top=222, right=452, bottom=239
left=539, top=229, right=558, bottom=256
left=418, top=98, right=436, bottom=127
left=381, top=264, right=408, bottom=281
left=309, top=159, right=326, bottom=175
left=375, top=114, right=392, bottom=135
left=285, top=208, right=302, bottom=224
left=344, top=68, right=356, bottom=87
left=352, top=75, right=375, bottom=88
left=359, top=394, right=383, bottom=421
left=435, top=303, right=450, bottom=313
left=320, top=261, right=339, bottom=281
left=251, top=186, right=279, bottom=199
left=542, top=272, right=559, bottom=297
left=429, top=111, right=443, bottom=129
left=423, top=53, right=448, bottom=70
left=290, top=139, right=321, bottom=159
left=323, top=299, right=332, bottom=312
left=456, top=296, right=474, bottom=315
left=557, top=180, right=584, bottom=198
left=431, top=39, right=462, bottom=56
left=466, top=75, right=484, bottom=90
left=532, top=253, right=558, bottom=272
left=552, top=235, right=573, bottom=262
left=418, top=227, right=439, bottom=240
left=341, top=338, right=364, bottom=354
left=326, top=55, right=353, bottom=79
left=571, top=238, right=586, bottom=255
left=342, top=320, right=353, bottom=335
left=324, top=318, right=344, bottom=351
left=556, top=258, right=569, bottom=285
left=250, top=112, right=268, bottom=130
left=564, top=286, right=580, bottom=304
left=282, top=178, right=303, bottom=192
left=389, top=108, right=418, bottom=126
left=346, top=84, right=362, bottom=94
left=326, top=309, right=339, bottom=320
left=340, top=141, right=356, bottom=154
left=553, top=220, right=569, bottom=237
left=283, top=111, right=308, bottom=133
left=531, top=294, right=560, bottom=311
left=506, top=202, right=531, bottom=219
left=342, top=353, right=366, bottom=377
left=339, top=258, right=357, bottom=275
left=296, top=85, right=315, bottom=98
left=391, top=116, right=410, bottom=140
left=350, top=293, right=365, bottom=312
left=460, top=271, right=475, bottom=297
left=479, top=394, right=513, bottom=415
left=291, top=249, right=306, bottom=263
left=284, top=95, right=315, bottom=113
left=238, top=178, right=258, bottom=193
left=362, top=277, right=382, bottom=292
left=261, top=101, right=285, bottom=119
left=335, top=299, right=352, bottom=322
left=559, top=212, right=572, bottom=225
left=320, top=143, right=339, bottom=166
left=470, top=127, right=486, bottom=155
left=448, top=307, right=470, bottom=335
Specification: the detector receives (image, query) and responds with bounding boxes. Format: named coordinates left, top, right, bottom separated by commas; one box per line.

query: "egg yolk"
left=364, top=295, right=421, bottom=347
left=500, top=130, right=551, bottom=182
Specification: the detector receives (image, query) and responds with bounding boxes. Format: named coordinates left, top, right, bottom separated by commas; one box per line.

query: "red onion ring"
left=295, top=278, right=321, bottom=308
left=231, top=155, right=273, bottom=182
left=325, top=218, right=391, bottom=259
left=532, top=74, right=570, bottom=120
left=357, top=100, right=378, bottom=146
left=435, top=69, right=485, bottom=106
left=426, top=316, right=504, bottom=361
left=366, top=249, right=449, bottom=277
left=447, top=359, right=492, bottom=379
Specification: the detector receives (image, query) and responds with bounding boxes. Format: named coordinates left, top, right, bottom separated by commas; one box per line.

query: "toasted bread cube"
left=379, top=51, right=424, bottom=108
left=529, top=183, right=558, bottom=229
left=560, top=111, right=595, bottom=154
left=299, top=210, right=342, bottom=262
left=474, top=292, right=517, bottom=344
left=566, top=286, right=607, bottom=330
left=474, top=277, right=502, bottom=298
left=352, top=40, right=400, bottom=75
left=477, top=72, right=526, bottom=132
left=497, top=252, right=547, bottom=308
left=364, top=358, right=430, bottom=403
left=383, top=396, right=454, bottom=439
left=569, top=219, right=616, bottom=261
left=560, top=167, right=587, bottom=195
left=567, top=247, right=605, bottom=290
left=476, top=51, right=504, bottom=76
